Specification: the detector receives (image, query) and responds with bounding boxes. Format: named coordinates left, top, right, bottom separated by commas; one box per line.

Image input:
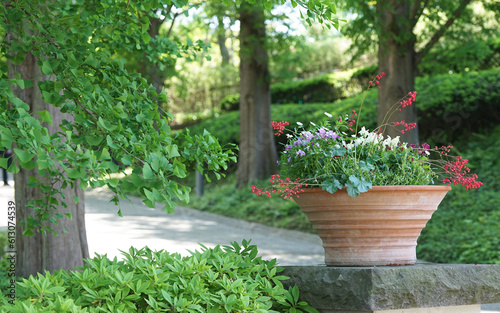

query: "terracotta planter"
left=294, top=186, right=451, bottom=266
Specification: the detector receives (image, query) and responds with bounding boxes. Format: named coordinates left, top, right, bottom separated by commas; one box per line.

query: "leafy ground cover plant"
left=253, top=73, right=482, bottom=198
left=0, top=240, right=318, bottom=313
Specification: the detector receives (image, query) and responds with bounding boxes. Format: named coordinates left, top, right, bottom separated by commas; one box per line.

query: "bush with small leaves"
left=0, top=240, right=319, bottom=313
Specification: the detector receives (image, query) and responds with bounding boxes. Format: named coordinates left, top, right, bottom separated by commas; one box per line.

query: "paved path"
left=0, top=172, right=499, bottom=312
left=84, top=187, right=324, bottom=265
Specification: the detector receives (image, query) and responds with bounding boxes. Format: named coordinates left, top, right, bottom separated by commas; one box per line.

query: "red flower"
left=271, top=121, right=289, bottom=136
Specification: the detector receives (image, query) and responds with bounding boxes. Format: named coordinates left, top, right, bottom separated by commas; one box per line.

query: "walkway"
left=0, top=172, right=499, bottom=312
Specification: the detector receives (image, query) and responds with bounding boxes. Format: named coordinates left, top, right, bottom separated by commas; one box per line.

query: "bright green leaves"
left=13, top=148, right=35, bottom=163
left=37, top=110, right=53, bottom=126
left=97, top=117, right=117, bottom=131
left=142, top=163, right=155, bottom=180
left=41, top=60, right=61, bottom=75
left=345, top=175, right=372, bottom=197
left=321, top=177, right=343, bottom=194
left=166, top=144, right=180, bottom=158
left=0, top=127, right=14, bottom=149
left=0, top=0, right=236, bottom=236
left=0, top=241, right=318, bottom=312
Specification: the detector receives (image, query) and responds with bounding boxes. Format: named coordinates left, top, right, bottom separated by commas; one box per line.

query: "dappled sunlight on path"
left=84, top=187, right=325, bottom=266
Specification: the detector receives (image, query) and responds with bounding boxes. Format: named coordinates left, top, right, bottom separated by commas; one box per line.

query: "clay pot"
left=294, top=186, right=451, bottom=266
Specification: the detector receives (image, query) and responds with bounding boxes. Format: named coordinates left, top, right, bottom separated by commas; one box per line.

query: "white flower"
left=324, top=112, right=333, bottom=118
left=358, top=126, right=369, bottom=136
left=382, top=135, right=401, bottom=149
left=310, top=122, right=317, bottom=126
left=390, top=136, right=400, bottom=148
left=297, top=122, right=303, bottom=126
left=286, top=134, right=293, bottom=138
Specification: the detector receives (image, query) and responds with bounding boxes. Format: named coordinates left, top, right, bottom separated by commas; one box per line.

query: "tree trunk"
left=377, top=0, right=418, bottom=144
left=217, top=15, right=231, bottom=66
left=142, top=16, right=165, bottom=113
left=9, top=49, right=89, bottom=278
left=236, top=3, right=278, bottom=188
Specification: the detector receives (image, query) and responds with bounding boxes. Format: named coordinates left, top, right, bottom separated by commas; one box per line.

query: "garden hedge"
left=218, top=73, right=349, bottom=111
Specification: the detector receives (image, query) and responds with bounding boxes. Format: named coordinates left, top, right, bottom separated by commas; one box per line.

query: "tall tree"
left=236, top=0, right=339, bottom=186
left=341, top=0, right=493, bottom=143
left=0, top=0, right=233, bottom=278
left=6, top=47, right=89, bottom=277
left=237, top=2, right=278, bottom=187
left=0, top=0, right=337, bottom=277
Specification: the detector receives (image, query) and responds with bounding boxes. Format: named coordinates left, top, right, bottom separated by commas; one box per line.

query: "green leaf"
left=37, top=110, right=53, bottom=126
left=167, top=144, right=180, bottom=158
left=162, top=199, right=176, bottom=214
left=41, top=60, right=53, bottom=75
left=86, top=135, right=104, bottom=146
left=99, top=148, right=111, bottom=160
left=97, top=117, right=117, bottom=131
left=106, top=135, right=118, bottom=149
left=14, top=148, right=35, bottom=163
left=68, top=168, right=82, bottom=179
left=23, top=229, right=34, bottom=236
left=0, top=129, right=14, bottom=148
left=11, top=97, right=29, bottom=110
left=142, top=33, right=151, bottom=44
left=0, top=158, right=8, bottom=169
left=329, top=146, right=346, bottom=157
left=321, top=178, right=342, bottom=194
left=142, top=163, right=155, bottom=180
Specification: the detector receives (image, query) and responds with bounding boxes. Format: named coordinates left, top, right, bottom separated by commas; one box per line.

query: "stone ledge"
left=282, top=264, right=500, bottom=312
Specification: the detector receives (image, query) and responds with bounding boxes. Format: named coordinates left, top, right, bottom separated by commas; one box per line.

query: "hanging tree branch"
left=415, top=0, right=472, bottom=66
left=409, top=0, right=430, bottom=29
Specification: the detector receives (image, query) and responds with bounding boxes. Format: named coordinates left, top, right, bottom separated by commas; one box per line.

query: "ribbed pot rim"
left=299, top=185, right=452, bottom=193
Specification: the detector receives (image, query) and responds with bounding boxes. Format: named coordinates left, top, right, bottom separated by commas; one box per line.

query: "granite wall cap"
left=281, top=264, right=500, bottom=312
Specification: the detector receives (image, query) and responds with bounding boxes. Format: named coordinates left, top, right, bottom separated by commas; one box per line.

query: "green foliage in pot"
left=0, top=240, right=318, bottom=313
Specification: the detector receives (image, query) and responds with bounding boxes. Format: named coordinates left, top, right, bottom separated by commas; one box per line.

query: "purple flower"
left=326, top=130, right=339, bottom=140
left=303, top=131, right=314, bottom=141
left=317, top=128, right=326, bottom=138
left=285, top=145, right=292, bottom=151
left=296, top=149, right=306, bottom=157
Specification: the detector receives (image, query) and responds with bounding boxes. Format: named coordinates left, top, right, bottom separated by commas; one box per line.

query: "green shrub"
left=219, top=94, right=240, bottom=112
left=417, top=68, right=500, bottom=145
left=217, top=73, right=351, bottom=111
left=270, top=74, right=346, bottom=104
left=0, top=241, right=318, bottom=313
left=417, top=126, right=500, bottom=264
left=419, top=38, right=500, bottom=75
left=350, top=65, right=378, bottom=87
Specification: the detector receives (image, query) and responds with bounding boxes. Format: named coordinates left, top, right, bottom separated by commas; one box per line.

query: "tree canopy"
left=0, top=0, right=237, bottom=236
left=0, top=0, right=338, bottom=234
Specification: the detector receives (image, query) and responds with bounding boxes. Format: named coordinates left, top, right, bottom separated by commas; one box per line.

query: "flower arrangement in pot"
left=252, top=73, right=482, bottom=267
